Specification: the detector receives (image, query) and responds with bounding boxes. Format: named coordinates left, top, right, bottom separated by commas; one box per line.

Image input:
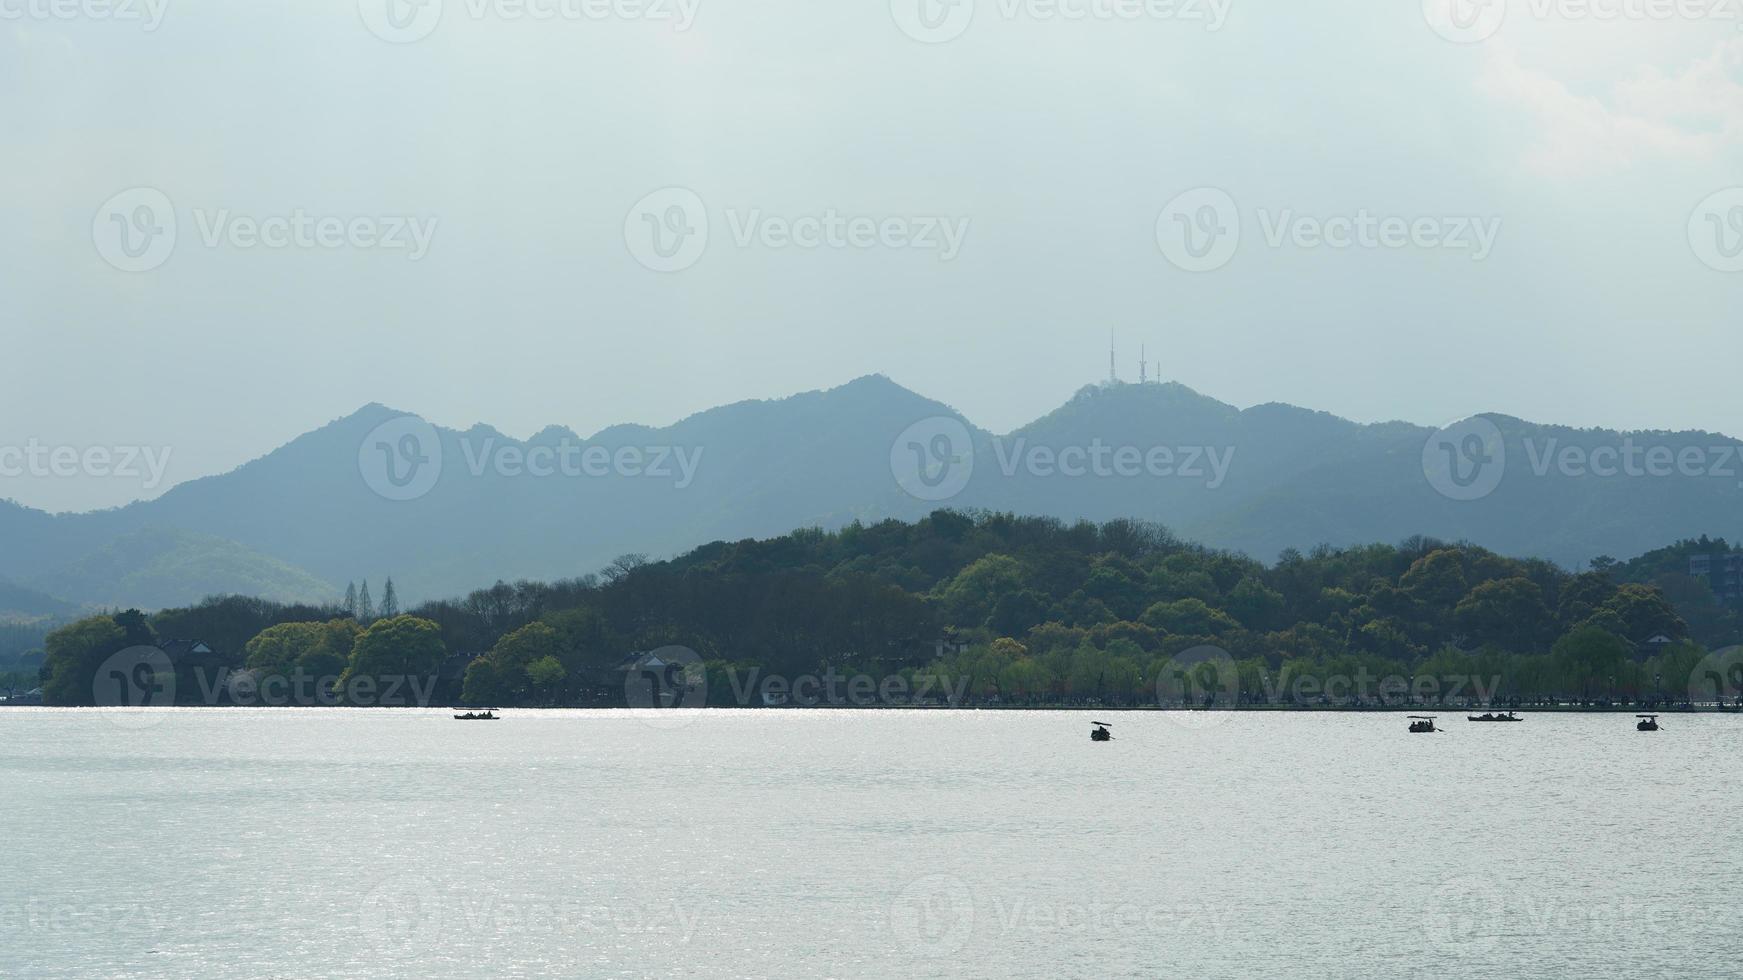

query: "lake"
left=1, top=708, right=1737, bottom=978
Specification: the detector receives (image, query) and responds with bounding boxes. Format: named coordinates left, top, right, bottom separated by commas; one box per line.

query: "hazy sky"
left=4, top=0, right=1740, bottom=512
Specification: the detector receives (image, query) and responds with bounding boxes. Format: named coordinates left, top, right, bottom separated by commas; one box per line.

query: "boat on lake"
left=1091, top=721, right=1113, bottom=742
left=454, top=710, right=499, bottom=721
left=1467, top=711, right=1522, bottom=722
left=1636, top=714, right=1660, bottom=732
left=1408, top=715, right=1438, bottom=733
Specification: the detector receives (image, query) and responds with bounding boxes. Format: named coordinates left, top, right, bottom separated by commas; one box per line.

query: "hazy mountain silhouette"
left=0, top=576, right=75, bottom=619
left=30, top=527, right=337, bottom=611
left=3, top=376, right=1739, bottom=607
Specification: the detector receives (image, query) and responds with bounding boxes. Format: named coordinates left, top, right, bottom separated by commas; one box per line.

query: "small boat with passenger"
left=1408, top=715, right=1439, bottom=733
left=1636, top=714, right=1660, bottom=732
left=1090, top=722, right=1113, bottom=742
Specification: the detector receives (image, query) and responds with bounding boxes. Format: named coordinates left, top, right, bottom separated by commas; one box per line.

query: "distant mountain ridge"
left=4, top=376, right=1741, bottom=607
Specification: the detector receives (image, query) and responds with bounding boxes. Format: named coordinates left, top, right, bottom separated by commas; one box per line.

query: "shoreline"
left=0, top=702, right=1735, bottom=713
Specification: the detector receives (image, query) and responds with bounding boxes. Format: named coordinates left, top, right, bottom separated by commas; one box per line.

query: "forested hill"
left=39, top=512, right=1735, bottom=709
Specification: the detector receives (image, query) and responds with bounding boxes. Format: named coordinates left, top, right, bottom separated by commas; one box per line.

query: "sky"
left=3, top=0, right=1741, bottom=512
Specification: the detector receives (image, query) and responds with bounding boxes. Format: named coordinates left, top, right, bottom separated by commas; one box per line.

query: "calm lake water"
left=1, top=708, right=1738, bottom=979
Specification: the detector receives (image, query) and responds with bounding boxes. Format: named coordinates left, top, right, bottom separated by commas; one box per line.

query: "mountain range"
left=4, top=376, right=1739, bottom=611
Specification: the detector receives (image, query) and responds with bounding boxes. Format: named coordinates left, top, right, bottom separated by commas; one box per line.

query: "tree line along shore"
left=12, top=512, right=1743, bottom=711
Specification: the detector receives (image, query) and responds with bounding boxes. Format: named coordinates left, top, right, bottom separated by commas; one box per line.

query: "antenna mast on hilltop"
left=1140, top=344, right=1147, bottom=384
left=1108, top=329, right=1117, bottom=385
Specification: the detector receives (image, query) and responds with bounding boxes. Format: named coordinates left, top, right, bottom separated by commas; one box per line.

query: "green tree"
left=41, top=615, right=131, bottom=706
left=1557, top=571, right=1618, bottom=626
left=989, top=590, right=1049, bottom=638
left=1400, top=549, right=1468, bottom=608
left=461, top=658, right=509, bottom=705
left=1454, top=577, right=1550, bottom=651
left=1141, top=598, right=1240, bottom=636
left=525, top=656, right=566, bottom=704
left=1552, top=625, right=1630, bottom=699
left=1601, top=584, right=1686, bottom=643
left=1225, top=577, right=1285, bottom=630
left=337, top=615, right=445, bottom=697
left=244, top=619, right=360, bottom=681
left=939, top=555, right=1027, bottom=626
